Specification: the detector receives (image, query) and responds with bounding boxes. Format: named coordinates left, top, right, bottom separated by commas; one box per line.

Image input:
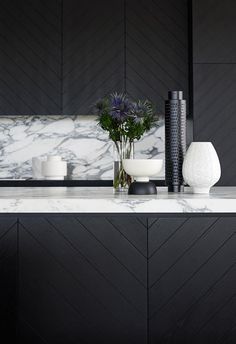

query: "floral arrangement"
left=94, top=92, right=159, bottom=190
left=95, top=92, right=158, bottom=142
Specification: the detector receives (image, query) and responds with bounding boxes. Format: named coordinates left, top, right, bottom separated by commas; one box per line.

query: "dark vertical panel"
left=126, top=0, right=189, bottom=115
left=193, top=0, right=236, bottom=63
left=193, top=0, right=236, bottom=185
left=0, top=0, right=61, bottom=115
left=63, top=0, right=124, bottom=115
left=148, top=216, right=236, bottom=343
left=193, top=64, right=236, bottom=185
left=19, top=216, right=147, bottom=344
left=0, top=0, right=190, bottom=116
left=0, top=217, right=17, bottom=342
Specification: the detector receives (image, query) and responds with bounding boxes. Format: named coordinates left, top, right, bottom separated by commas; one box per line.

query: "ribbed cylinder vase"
left=165, top=91, right=186, bottom=192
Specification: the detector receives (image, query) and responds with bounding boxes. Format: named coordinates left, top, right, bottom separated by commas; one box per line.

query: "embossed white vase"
left=182, top=142, right=221, bottom=194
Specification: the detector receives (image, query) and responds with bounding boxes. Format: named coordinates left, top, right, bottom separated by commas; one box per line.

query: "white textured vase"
left=182, top=142, right=221, bottom=194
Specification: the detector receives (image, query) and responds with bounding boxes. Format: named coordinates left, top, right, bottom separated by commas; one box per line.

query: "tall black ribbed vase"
left=165, top=91, right=186, bottom=192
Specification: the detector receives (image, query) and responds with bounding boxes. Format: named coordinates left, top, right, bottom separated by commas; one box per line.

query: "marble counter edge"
left=0, top=197, right=236, bottom=213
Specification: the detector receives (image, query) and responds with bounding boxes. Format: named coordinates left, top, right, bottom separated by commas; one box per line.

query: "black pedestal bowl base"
left=128, top=181, right=157, bottom=195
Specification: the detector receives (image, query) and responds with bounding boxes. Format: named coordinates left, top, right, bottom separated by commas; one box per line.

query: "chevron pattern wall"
left=193, top=0, right=236, bottom=185
left=1, top=214, right=234, bottom=343
left=0, top=217, right=17, bottom=342
left=0, top=0, right=189, bottom=116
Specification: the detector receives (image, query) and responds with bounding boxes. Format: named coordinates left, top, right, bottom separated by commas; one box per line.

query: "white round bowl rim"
left=123, top=159, right=163, bottom=163
left=189, top=142, right=213, bottom=145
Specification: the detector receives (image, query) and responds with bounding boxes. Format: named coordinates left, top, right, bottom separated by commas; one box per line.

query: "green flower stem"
left=113, top=136, right=133, bottom=190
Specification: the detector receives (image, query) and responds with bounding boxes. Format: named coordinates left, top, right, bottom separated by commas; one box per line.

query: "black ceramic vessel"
left=128, top=181, right=157, bottom=195
left=165, top=91, right=186, bottom=192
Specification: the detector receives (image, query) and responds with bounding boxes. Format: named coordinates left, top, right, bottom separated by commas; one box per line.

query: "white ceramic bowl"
left=123, top=159, right=163, bottom=182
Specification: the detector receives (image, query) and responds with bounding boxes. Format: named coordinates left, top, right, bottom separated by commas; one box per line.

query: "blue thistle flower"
left=110, top=93, right=131, bottom=122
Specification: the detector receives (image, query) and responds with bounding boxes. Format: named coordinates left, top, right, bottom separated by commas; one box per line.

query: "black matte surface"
left=1, top=214, right=236, bottom=343
left=128, top=181, right=157, bottom=195
left=193, top=64, right=236, bottom=185
left=0, top=217, right=17, bottom=342
left=18, top=216, right=147, bottom=343
left=0, top=0, right=189, bottom=116
left=126, top=0, right=189, bottom=116
left=0, top=0, right=62, bottom=115
left=63, top=0, right=124, bottom=115
left=192, top=0, right=236, bottom=185
left=0, top=179, right=165, bottom=187
left=193, top=0, right=236, bottom=63
left=148, top=216, right=236, bottom=343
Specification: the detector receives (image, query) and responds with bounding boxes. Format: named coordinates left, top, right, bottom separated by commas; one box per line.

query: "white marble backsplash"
left=0, top=116, right=165, bottom=180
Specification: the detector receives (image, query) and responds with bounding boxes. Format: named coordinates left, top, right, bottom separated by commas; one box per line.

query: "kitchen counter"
left=0, top=186, right=236, bottom=213
left=2, top=187, right=236, bottom=343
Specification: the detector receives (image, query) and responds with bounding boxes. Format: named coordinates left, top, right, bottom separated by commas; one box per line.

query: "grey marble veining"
left=0, top=187, right=235, bottom=213
left=0, top=115, right=165, bottom=180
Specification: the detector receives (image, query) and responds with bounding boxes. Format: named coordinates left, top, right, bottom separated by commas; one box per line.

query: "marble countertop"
left=0, top=186, right=236, bottom=213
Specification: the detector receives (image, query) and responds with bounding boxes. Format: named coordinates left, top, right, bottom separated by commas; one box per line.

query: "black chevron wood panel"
left=18, top=216, right=148, bottom=344
left=193, top=0, right=236, bottom=63
left=2, top=213, right=236, bottom=343
left=192, top=0, right=236, bottom=185
left=0, top=217, right=17, bottom=343
left=63, top=0, right=124, bottom=115
left=0, top=0, right=62, bottom=115
left=0, top=0, right=189, bottom=115
left=126, top=0, right=189, bottom=115
left=193, top=64, right=236, bottom=185
left=148, top=216, right=236, bottom=343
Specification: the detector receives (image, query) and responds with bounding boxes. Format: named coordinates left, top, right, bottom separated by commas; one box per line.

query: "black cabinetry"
left=0, top=0, right=62, bottom=115
left=126, top=0, right=189, bottom=115
left=148, top=216, right=236, bottom=343
left=62, top=0, right=124, bottom=115
left=0, top=217, right=17, bottom=342
left=192, top=0, right=236, bottom=185
left=18, top=215, right=147, bottom=344
left=0, top=0, right=189, bottom=116
left=2, top=213, right=235, bottom=343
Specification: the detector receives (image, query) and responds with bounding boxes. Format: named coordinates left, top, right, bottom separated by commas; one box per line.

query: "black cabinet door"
left=193, top=63, right=236, bottom=185
left=62, top=0, right=189, bottom=116
left=62, top=0, right=124, bottom=115
left=19, top=215, right=147, bottom=344
left=0, top=0, right=62, bottom=115
left=0, top=0, right=189, bottom=116
left=193, top=0, right=236, bottom=63
left=148, top=216, right=236, bottom=343
left=192, top=0, right=236, bottom=185
left=126, top=0, right=189, bottom=115
left=0, top=216, right=17, bottom=343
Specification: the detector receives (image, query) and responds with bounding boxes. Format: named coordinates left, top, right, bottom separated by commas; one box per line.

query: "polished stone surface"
left=0, top=115, right=165, bottom=180
left=0, top=187, right=235, bottom=213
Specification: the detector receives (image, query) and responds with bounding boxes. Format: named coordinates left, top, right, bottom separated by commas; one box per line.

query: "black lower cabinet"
left=0, top=217, right=17, bottom=342
left=18, top=216, right=148, bottom=344
left=1, top=214, right=236, bottom=343
left=148, top=216, right=236, bottom=344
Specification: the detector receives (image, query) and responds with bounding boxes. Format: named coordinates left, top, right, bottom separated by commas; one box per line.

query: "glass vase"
left=113, top=138, right=134, bottom=192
